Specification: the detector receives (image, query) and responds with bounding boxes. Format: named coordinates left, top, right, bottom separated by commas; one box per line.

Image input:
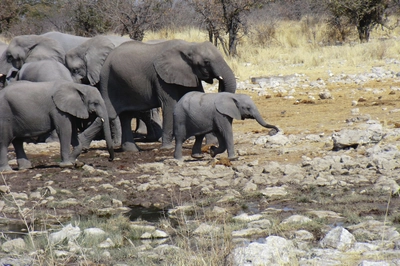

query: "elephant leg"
left=0, top=119, right=13, bottom=171
left=120, top=112, right=140, bottom=152
left=70, top=123, right=82, bottom=162
left=0, top=145, right=12, bottom=171
left=46, top=130, right=59, bottom=143
left=191, top=135, right=205, bottom=159
left=160, top=102, right=175, bottom=149
left=0, top=142, right=12, bottom=171
left=173, top=135, right=184, bottom=160
left=210, top=123, right=236, bottom=160
left=12, top=139, right=32, bottom=170
left=111, top=116, right=122, bottom=147
left=148, top=108, right=163, bottom=142
left=210, top=132, right=227, bottom=158
left=78, top=117, right=103, bottom=152
left=205, top=133, right=218, bottom=145
left=135, top=109, right=162, bottom=142
left=55, top=121, right=75, bottom=168
left=135, top=118, right=147, bottom=135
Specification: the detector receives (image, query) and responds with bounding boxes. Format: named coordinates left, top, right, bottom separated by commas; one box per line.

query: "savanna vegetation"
left=2, top=1, right=400, bottom=265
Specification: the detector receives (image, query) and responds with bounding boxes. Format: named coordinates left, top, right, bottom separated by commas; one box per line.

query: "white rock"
left=231, top=236, right=297, bottom=265
left=260, top=186, right=288, bottom=197
left=232, top=213, right=263, bottom=222
left=152, top=230, right=169, bottom=238
left=49, top=224, right=81, bottom=245
left=232, top=228, right=263, bottom=237
left=293, top=230, right=314, bottom=241
left=193, top=223, right=221, bottom=235
left=2, top=238, right=26, bottom=253
left=84, top=228, right=106, bottom=238
left=281, top=215, right=312, bottom=225
left=358, top=261, right=390, bottom=266
left=320, top=226, right=355, bottom=251
left=98, top=238, right=115, bottom=248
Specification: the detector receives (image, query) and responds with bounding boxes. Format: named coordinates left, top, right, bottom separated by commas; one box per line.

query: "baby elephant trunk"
left=253, top=112, right=279, bottom=136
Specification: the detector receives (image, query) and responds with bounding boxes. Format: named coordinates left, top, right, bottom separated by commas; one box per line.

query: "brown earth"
left=1, top=78, right=400, bottom=231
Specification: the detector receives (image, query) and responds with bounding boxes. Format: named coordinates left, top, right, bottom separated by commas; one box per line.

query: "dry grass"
left=145, top=20, right=400, bottom=81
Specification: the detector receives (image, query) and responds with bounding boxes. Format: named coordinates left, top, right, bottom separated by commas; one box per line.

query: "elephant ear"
left=52, top=83, right=89, bottom=119
left=85, top=36, right=115, bottom=86
left=215, top=94, right=242, bottom=120
left=153, top=42, right=198, bottom=87
left=24, top=36, right=65, bottom=64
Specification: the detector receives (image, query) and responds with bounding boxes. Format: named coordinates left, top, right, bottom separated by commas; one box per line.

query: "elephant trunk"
left=215, top=62, right=236, bottom=93
left=253, top=110, right=279, bottom=134
left=0, top=52, right=12, bottom=76
left=97, top=107, right=114, bottom=161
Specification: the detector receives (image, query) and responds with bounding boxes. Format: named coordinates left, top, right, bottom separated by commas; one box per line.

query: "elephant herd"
left=0, top=32, right=278, bottom=172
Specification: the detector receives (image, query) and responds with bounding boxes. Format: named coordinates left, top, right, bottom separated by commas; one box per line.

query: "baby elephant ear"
left=52, top=83, right=89, bottom=119
left=215, top=94, right=242, bottom=120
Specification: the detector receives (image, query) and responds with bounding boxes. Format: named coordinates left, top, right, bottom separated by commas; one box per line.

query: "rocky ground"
left=1, top=65, right=400, bottom=265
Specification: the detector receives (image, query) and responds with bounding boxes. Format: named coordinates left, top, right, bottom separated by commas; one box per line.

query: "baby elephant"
left=173, top=91, right=279, bottom=160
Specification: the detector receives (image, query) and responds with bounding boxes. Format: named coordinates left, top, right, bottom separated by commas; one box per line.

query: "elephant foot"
left=113, top=138, right=121, bottom=147
left=0, top=165, right=14, bottom=173
left=160, top=143, right=174, bottom=150
left=268, top=128, right=279, bottom=136
left=191, top=153, right=204, bottom=159
left=121, top=142, right=140, bottom=152
left=59, top=161, right=74, bottom=168
left=17, top=159, right=32, bottom=170
left=228, top=156, right=238, bottom=161
left=210, top=146, right=217, bottom=158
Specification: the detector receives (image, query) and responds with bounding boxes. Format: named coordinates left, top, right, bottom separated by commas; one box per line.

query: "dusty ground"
left=1, top=77, right=400, bottom=232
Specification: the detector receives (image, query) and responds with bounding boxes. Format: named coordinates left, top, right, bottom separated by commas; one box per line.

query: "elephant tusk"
left=218, top=76, right=223, bottom=80
left=101, top=118, right=105, bottom=123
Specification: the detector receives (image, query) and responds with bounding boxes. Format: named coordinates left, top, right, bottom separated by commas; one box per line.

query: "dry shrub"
left=249, top=21, right=278, bottom=47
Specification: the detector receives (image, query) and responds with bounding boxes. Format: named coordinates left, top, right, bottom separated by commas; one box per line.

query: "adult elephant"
left=81, top=39, right=237, bottom=152
left=65, top=35, right=130, bottom=86
left=41, top=31, right=90, bottom=53
left=0, top=35, right=65, bottom=89
left=65, top=36, right=162, bottom=143
left=0, top=35, right=65, bottom=73
left=0, top=81, right=114, bottom=171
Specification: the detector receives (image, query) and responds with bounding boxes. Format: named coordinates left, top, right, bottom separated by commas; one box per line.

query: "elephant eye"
left=204, top=60, right=210, bottom=66
left=6, top=55, right=13, bottom=63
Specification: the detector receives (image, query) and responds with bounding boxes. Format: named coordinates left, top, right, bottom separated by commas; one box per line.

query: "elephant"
left=16, top=60, right=73, bottom=82
left=0, top=81, right=114, bottom=171
left=80, top=39, right=237, bottom=152
left=15, top=60, right=74, bottom=143
left=173, top=91, right=279, bottom=160
left=41, top=31, right=90, bottom=53
left=0, top=35, right=65, bottom=77
left=65, top=36, right=162, bottom=143
left=0, top=41, right=12, bottom=88
left=65, top=35, right=131, bottom=86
